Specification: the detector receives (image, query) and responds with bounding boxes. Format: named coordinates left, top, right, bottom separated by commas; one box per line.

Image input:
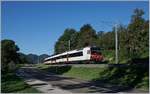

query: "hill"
left=18, top=53, right=49, bottom=64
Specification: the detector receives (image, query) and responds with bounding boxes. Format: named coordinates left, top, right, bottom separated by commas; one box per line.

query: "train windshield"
left=90, top=47, right=101, bottom=54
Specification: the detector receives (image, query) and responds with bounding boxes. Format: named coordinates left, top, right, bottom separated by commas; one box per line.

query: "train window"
left=45, top=52, right=83, bottom=60
left=91, top=47, right=102, bottom=54
left=55, top=56, right=60, bottom=59
left=51, top=58, right=55, bottom=60
left=91, top=47, right=101, bottom=51
left=58, top=54, right=67, bottom=59
left=62, top=55, right=66, bottom=58
left=91, top=51, right=101, bottom=54
left=69, top=52, right=83, bottom=57
left=87, top=50, right=91, bottom=54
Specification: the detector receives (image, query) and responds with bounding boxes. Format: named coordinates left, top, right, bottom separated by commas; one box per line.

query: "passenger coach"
left=44, top=46, right=104, bottom=64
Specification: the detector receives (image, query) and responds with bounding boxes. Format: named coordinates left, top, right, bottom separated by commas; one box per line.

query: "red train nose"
left=91, top=53, right=103, bottom=61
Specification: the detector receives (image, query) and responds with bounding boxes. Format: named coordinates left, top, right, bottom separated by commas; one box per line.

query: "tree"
left=1, top=39, right=19, bottom=73
left=96, top=31, right=104, bottom=49
left=117, top=24, right=127, bottom=50
left=53, top=8, right=148, bottom=62
left=97, top=30, right=115, bottom=50
left=54, top=28, right=77, bottom=54
left=126, top=8, right=147, bottom=58
left=18, top=52, right=29, bottom=64
left=77, top=24, right=98, bottom=48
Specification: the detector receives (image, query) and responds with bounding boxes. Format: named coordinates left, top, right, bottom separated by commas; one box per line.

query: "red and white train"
left=44, top=46, right=104, bottom=64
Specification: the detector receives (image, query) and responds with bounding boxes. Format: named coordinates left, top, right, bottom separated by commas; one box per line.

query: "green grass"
left=35, top=63, right=50, bottom=70
left=36, top=63, right=149, bottom=91
left=63, top=67, right=105, bottom=81
left=101, top=50, right=116, bottom=64
left=1, top=73, right=41, bottom=93
left=36, top=64, right=105, bottom=81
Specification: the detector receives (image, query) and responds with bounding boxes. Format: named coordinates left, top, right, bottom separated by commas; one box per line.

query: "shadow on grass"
left=90, top=57, right=149, bottom=92
left=2, top=73, right=21, bottom=82
left=51, top=57, right=149, bottom=93
left=19, top=66, right=74, bottom=82
left=42, top=65, right=72, bottom=75
left=1, top=73, right=34, bottom=93
left=14, top=57, right=148, bottom=93
left=30, top=83, right=47, bottom=86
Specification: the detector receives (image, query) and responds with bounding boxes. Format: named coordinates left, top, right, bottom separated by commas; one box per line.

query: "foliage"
left=1, top=40, right=48, bottom=72
left=54, top=28, right=78, bottom=54
left=18, top=53, right=49, bottom=64
left=41, top=8, right=149, bottom=91
left=54, top=8, right=149, bottom=63
left=101, top=50, right=115, bottom=63
left=1, top=39, right=20, bottom=73
left=97, top=57, right=149, bottom=90
left=77, top=24, right=98, bottom=48
left=1, top=73, right=41, bottom=93
left=26, top=54, right=39, bottom=64
left=124, top=8, right=148, bottom=58
left=18, top=52, right=30, bottom=64
left=36, top=59, right=149, bottom=91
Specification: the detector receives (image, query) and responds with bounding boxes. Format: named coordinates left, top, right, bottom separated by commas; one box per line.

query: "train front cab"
left=90, top=47, right=104, bottom=62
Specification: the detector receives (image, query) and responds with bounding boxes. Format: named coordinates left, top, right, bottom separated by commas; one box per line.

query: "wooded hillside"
left=54, top=8, right=149, bottom=63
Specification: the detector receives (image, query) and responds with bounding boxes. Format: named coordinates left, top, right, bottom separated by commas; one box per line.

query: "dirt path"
left=16, top=66, right=148, bottom=93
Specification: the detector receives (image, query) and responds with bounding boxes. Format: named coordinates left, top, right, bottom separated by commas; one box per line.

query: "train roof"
left=44, top=48, right=84, bottom=60
left=44, top=46, right=101, bottom=60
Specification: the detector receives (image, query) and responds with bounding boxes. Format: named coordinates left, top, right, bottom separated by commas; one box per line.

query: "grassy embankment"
left=1, top=64, right=41, bottom=93
left=36, top=64, right=104, bottom=81
left=36, top=50, right=149, bottom=91
left=36, top=57, right=149, bottom=91
left=36, top=63, right=148, bottom=91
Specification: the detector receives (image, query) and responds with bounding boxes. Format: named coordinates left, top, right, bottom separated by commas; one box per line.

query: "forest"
left=54, top=8, right=149, bottom=63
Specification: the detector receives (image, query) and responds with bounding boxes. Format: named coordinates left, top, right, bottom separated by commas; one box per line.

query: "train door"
left=83, top=47, right=91, bottom=60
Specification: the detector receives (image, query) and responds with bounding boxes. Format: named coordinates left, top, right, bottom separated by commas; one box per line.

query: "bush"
left=2, top=73, right=40, bottom=93
left=97, top=61, right=149, bottom=89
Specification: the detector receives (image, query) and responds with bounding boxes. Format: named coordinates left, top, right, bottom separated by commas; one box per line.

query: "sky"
left=1, top=1, right=149, bottom=55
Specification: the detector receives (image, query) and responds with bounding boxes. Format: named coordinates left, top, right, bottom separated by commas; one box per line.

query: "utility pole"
left=100, top=21, right=119, bottom=64
left=115, top=23, right=118, bottom=64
